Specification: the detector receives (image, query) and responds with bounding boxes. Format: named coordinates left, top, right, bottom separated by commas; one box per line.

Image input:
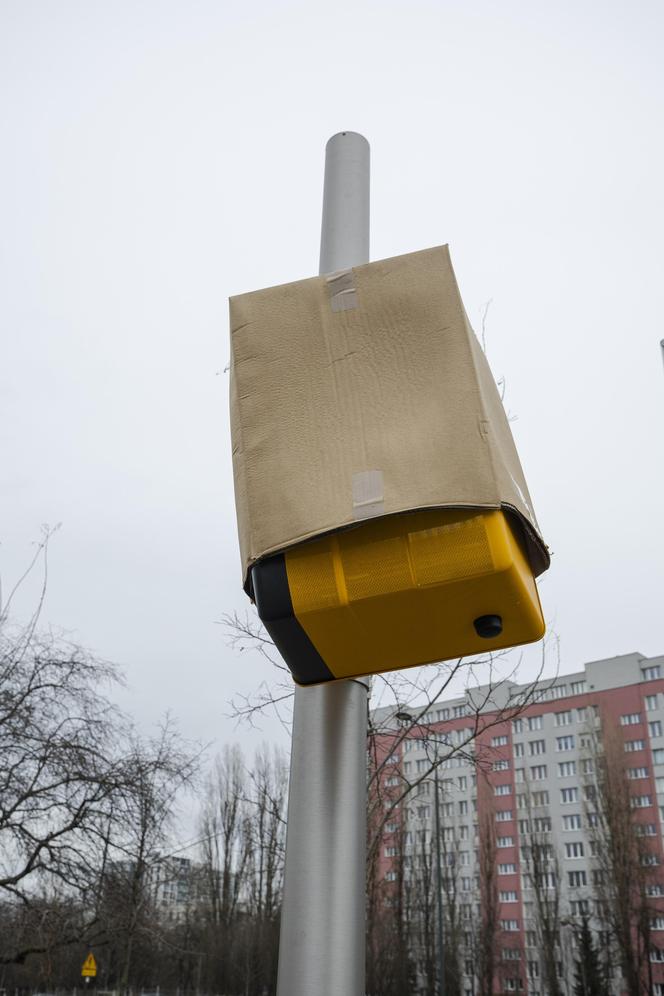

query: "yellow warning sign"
left=81, top=953, right=97, bottom=978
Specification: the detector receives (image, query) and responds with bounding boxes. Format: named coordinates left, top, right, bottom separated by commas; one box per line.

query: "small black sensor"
left=473, top=614, right=503, bottom=639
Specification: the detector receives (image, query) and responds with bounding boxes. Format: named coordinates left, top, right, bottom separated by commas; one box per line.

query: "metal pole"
left=434, top=765, right=445, bottom=996
left=275, top=131, right=370, bottom=996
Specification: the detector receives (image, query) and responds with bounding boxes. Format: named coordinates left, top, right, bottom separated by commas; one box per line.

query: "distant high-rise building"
left=149, top=855, right=197, bottom=921
left=370, top=652, right=664, bottom=996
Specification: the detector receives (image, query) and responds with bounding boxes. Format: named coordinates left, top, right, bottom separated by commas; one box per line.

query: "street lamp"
left=396, top=711, right=446, bottom=996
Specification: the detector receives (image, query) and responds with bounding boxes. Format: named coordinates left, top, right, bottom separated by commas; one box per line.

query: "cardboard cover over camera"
left=229, top=245, right=550, bottom=681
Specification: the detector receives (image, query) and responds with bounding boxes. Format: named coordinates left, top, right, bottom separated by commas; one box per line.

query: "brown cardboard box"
left=229, top=245, right=549, bottom=592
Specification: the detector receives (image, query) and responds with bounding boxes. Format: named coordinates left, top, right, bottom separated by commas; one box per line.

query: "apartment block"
left=371, top=651, right=664, bottom=996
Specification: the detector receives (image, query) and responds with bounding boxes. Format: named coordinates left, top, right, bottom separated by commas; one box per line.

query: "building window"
left=530, top=765, right=547, bottom=780
left=631, top=795, right=653, bottom=808
left=384, top=847, right=399, bottom=856
left=498, top=863, right=517, bottom=874
left=514, top=742, right=525, bottom=757
left=642, top=854, right=660, bottom=867
left=513, top=719, right=524, bottom=734
left=581, top=758, right=594, bottom=774
left=571, top=681, right=587, bottom=694
left=496, top=810, right=513, bottom=822
left=636, top=824, right=657, bottom=836
left=558, top=761, right=576, bottom=777
left=571, top=899, right=590, bottom=916
left=627, top=767, right=649, bottom=779
left=495, top=784, right=512, bottom=796
left=569, top=870, right=587, bottom=887
left=497, top=837, right=514, bottom=848
left=528, top=716, right=543, bottom=731
left=459, top=799, right=469, bottom=815
left=565, top=842, right=585, bottom=858
left=529, top=739, right=546, bottom=755
left=646, top=695, right=659, bottom=712
left=500, top=891, right=519, bottom=903
left=493, top=759, right=510, bottom=771
left=561, top=787, right=579, bottom=803
left=643, top=666, right=662, bottom=681
left=562, top=814, right=582, bottom=830
left=647, top=885, right=664, bottom=897
left=650, top=721, right=663, bottom=738
left=385, top=776, right=400, bottom=786
left=576, top=707, right=587, bottom=721
left=501, top=920, right=520, bottom=931
left=556, top=735, right=575, bottom=751
left=555, top=711, right=572, bottom=727
left=653, top=749, right=664, bottom=764
left=515, top=768, right=525, bottom=783
left=502, top=949, right=522, bottom=961
left=532, top=790, right=550, bottom=806
left=492, top=735, right=509, bottom=746
left=620, top=713, right=642, bottom=726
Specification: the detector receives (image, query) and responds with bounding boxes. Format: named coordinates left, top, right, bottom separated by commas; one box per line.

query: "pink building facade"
left=370, top=652, right=664, bottom=996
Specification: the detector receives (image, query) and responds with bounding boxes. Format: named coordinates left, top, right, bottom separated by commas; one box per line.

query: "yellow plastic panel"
left=284, top=509, right=544, bottom=681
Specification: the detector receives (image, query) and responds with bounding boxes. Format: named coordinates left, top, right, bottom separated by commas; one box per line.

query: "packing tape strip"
left=352, top=470, right=385, bottom=520
left=326, top=269, right=358, bottom=312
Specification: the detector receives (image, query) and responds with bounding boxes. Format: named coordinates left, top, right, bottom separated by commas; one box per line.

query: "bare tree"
left=0, top=532, right=201, bottom=970
left=196, top=743, right=288, bottom=996
left=198, top=745, right=251, bottom=930
left=474, top=811, right=500, bottom=996
left=224, top=609, right=553, bottom=870
left=243, top=744, right=288, bottom=996
left=366, top=816, right=417, bottom=996
left=519, top=785, right=563, bottom=996
left=584, top=725, right=663, bottom=996
left=99, top=720, right=199, bottom=991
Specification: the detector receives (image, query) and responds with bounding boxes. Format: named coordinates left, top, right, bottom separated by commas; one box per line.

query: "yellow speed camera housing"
left=252, top=507, right=545, bottom=685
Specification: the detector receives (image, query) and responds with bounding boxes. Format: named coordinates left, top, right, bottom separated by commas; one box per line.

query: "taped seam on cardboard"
left=352, top=470, right=385, bottom=520
left=326, top=269, right=358, bottom=312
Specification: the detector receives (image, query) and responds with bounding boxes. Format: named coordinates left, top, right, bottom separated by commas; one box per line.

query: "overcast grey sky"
left=1, top=0, right=663, bottom=757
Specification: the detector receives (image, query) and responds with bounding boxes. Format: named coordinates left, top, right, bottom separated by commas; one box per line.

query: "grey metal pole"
left=319, top=131, right=370, bottom=274
left=275, top=131, right=370, bottom=996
